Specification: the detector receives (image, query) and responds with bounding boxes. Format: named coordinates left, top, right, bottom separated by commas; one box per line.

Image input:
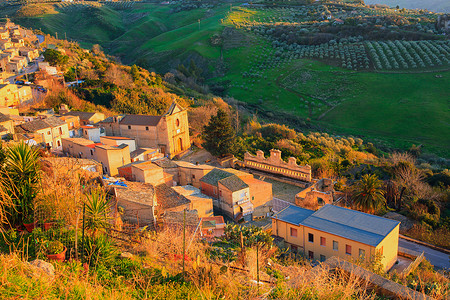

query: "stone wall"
left=244, top=149, right=312, bottom=182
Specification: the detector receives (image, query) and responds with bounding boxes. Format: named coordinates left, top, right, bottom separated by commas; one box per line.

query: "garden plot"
left=277, top=66, right=356, bottom=118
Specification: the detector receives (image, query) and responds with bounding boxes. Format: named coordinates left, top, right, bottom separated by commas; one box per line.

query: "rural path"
left=399, top=238, right=449, bottom=270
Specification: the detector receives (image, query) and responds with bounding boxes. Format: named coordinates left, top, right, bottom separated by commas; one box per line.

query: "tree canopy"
left=202, top=108, right=236, bottom=157
left=352, top=174, right=386, bottom=213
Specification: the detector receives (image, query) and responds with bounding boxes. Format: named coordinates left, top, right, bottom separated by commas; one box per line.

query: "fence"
left=272, top=197, right=293, bottom=213
left=401, top=251, right=425, bottom=277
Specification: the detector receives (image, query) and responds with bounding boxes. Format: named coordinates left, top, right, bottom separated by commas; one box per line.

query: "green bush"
left=46, top=240, right=64, bottom=255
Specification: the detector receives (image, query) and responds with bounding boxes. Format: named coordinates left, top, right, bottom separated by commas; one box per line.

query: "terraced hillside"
left=2, top=1, right=450, bottom=155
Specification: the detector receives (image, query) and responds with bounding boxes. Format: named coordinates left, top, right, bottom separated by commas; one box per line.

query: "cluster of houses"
left=0, top=19, right=39, bottom=75
left=0, top=20, right=42, bottom=118
left=0, top=20, right=402, bottom=268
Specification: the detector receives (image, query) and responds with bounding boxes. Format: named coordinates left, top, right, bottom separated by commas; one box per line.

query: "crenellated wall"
left=244, top=149, right=312, bottom=182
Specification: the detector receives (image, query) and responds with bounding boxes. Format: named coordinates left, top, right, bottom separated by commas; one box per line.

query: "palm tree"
left=352, top=174, right=386, bottom=214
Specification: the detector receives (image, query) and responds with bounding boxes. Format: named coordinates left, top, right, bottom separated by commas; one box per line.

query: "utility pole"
left=65, top=32, right=67, bottom=40
left=182, top=209, right=186, bottom=279
left=55, top=32, right=58, bottom=40
left=256, top=242, right=260, bottom=294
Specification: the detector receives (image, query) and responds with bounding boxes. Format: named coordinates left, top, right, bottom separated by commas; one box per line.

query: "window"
left=290, top=228, right=297, bottom=237
left=176, top=119, right=180, bottom=127
left=192, top=174, right=195, bottom=179
left=333, top=241, right=338, bottom=251
left=346, top=245, right=352, bottom=255
left=320, top=237, right=326, bottom=247
left=146, top=126, right=149, bottom=131
left=318, top=197, right=324, bottom=206
left=320, top=255, right=326, bottom=262
left=47, top=131, right=51, bottom=135
left=359, top=249, right=365, bottom=260
left=59, top=127, right=63, bottom=134
left=85, top=130, right=88, bottom=135
left=128, top=125, right=131, bottom=130
left=90, top=149, right=93, bottom=156
left=308, top=233, right=314, bottom=243
left=308, top=251, right=314, bottom=260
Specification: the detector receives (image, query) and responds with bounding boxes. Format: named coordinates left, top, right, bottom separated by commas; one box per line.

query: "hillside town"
left=0, top=9, right=448, bottom=299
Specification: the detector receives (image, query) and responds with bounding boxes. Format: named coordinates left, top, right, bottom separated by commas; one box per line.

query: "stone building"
left=0, top=112, right=14, bottom=138
left=200, top=168, right=273, bottom=221
left=244, top=149, right=312, bottom=182
left=99, top=101, right=190, bottom=158
left=16, top=116, right=69, bottom=149
left=295, top=178, right=345, bottom=210
left=0, top=83, right=32, bottom=107
left=62, top=111, right=106, bottom=126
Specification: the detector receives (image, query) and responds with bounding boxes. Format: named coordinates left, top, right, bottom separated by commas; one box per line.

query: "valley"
left=2, top=0, right=449, bottom=156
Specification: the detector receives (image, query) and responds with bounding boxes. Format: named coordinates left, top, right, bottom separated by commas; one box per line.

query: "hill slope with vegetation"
left=2, top=0, right=450, bottom=156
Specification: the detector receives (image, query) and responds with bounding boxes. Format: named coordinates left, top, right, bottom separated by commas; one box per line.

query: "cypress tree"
left=202, top=109, right=235, bottom=157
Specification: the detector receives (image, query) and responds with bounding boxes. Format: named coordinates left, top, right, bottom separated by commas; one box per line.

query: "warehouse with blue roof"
left=272, top=204, right=400, bottom=271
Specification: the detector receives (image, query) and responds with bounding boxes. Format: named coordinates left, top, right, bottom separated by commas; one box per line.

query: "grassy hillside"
left=3, top=1, right=450, bottom=156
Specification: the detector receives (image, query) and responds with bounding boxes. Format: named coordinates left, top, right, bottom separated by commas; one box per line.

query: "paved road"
left=399, top=238, right=450, bottom=270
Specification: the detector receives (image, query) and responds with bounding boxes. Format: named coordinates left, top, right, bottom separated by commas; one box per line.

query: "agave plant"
left=84, top=187, right=111, bottom=234
left=2, top=142, right=40, bottom=226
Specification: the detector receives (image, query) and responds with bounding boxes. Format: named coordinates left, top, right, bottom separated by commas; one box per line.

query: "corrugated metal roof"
left=303, top=205, right=400, bottom=247
left=272, top=205, right=314, bottom=225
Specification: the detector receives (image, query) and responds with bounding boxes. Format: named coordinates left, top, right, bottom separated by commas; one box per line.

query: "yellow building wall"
left=376, top=224, right=399, bottom=271
left=303, top=227, right=374, bottom=264
left=271, top=219, right=304, bottom=248
left=132, top=165, right=165, bottom=185
left=95, top=146, right=130, bottom=176
left=178, top=167, right=212, bottom=188
left=161, top=109, right=190, bottom=158
left=61, top=138, right=95, bottom=159
left=119, top=124, right=159, bottom=149
left=0, top=119, right=14, bottom=135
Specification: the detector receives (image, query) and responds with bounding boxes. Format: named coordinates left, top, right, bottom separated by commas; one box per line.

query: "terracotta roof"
left=63, top=111, right=98, bottom=121
left=130, top=148, right=157, bottom=159
left=114, top=181, right=155, bottom=205
left=18, top=116, right=64, bottom=132
left=96, top=144, right=127, bottom=150
left=174, top=161, right=214, bottom=170
left=101, top=136, right=133, bottom=140
left=200, top=168, right=233, bottom=186
left=218, top=175, right=248, bottom=192
left=119, top=115, right=162, bottom=126
left=63, top=137, right=95, bottom=146
left=152, top=158, right=178, bottom=169
left=155, top=183, right=190, bottom=211
left=132, top=161, right=162, bottom=171
left=0, top=113, right=11, bottom=123
left=0, top=125, right=8, bottom=132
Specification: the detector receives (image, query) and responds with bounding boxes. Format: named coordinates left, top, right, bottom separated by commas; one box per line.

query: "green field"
left=3, top=2, right=449, bottom=156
